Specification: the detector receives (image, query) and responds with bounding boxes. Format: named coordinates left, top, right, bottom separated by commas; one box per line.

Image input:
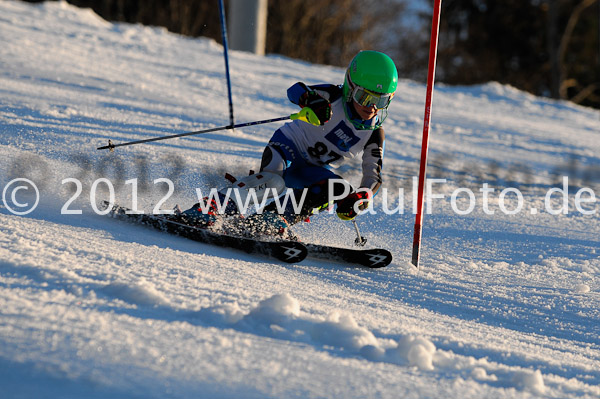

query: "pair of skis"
left=103, top=202, right=392, bottom=268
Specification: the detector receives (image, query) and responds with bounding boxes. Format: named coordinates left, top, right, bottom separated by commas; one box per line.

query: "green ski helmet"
left=343, top=50, right=398, bottom=129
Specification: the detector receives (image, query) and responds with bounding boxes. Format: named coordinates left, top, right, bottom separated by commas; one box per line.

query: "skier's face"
left=352, top=101, right=378, bottom=121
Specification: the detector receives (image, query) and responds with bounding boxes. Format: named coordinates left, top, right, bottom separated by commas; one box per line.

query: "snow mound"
left=573, top=284, right=591, bottom=294
left=198, top=293, right=559, bottom=396
left=512, top=369, right=546, bottom=395
left=101, top=279, right=169, bottom=307
left=389, top=335, right=437, bottom=370
left=247, top=293, right=301, bottom=323
left=311, top=311, right=379, bottom=351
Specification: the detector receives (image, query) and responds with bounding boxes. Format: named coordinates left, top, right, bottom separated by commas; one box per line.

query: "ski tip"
left=360, top=248, right=393, bottom=268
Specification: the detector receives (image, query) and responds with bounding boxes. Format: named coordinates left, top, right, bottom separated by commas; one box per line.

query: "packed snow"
left=1, top=1, right=599, bottom=398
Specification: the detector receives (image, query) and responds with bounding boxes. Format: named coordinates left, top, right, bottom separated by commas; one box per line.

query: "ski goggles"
left=351, top=86, right=393, bottom=109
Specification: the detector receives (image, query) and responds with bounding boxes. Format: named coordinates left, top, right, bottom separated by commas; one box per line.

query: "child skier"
left=180, top=50, right=398, bottom=238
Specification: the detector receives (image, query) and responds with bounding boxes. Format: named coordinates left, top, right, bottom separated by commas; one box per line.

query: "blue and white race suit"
left=262, top=82, right=385, bottom=196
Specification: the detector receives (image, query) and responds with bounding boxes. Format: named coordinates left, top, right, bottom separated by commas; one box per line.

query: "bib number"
left=307, top=142, right=342, bottom=165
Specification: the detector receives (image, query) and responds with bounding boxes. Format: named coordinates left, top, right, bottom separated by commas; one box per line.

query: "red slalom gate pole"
left=411, top=0, right=443, bottom=268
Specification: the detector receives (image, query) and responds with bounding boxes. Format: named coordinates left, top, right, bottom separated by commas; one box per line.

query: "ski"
left=101, top=202, right=391, bottom=268
left=305, top=244, right=392, bottom=268
left=101, top=202, right=307, bottom=264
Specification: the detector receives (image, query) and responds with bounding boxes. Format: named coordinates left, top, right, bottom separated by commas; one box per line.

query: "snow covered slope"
left=1, top=1, right=599, bottom=398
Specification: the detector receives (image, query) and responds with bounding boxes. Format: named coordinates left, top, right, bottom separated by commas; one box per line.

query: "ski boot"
left=172, top=193, right=238, bottom=230
left=243, top=211, right=296, bottom=241
left=172, top=171, right=286, bottom=233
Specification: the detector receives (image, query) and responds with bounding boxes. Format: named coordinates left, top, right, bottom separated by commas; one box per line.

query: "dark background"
left=21, top=0, right=600, bottom=110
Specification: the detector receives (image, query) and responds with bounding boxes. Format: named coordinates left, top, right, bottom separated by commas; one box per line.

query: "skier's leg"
left=263, top=164, right=351, bottom=225
left=260, top=145, right=286, bottom=175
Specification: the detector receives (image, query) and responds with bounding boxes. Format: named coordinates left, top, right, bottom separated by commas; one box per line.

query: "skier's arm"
left=287, top=82, right=337, bottom=126
left=359, top=127, right=385, bottom=194
left=336, top=128, right=384, bottom=221
left=287, top=82, right=342, bottom=104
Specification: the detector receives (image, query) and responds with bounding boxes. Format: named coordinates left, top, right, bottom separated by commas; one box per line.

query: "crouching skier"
left=176, top=50, right=398, bottom=240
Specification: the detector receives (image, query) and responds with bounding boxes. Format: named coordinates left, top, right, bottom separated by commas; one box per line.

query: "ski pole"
left=97, top=115, right=288, bottom=151
left=217, top=0, right=235, bottom=127
left=97, top=108, right=318, bottom=151
left=352, top=219, right=367, bottom=247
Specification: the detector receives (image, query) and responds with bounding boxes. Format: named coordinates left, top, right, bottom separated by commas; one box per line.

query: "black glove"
left=298, top=91, right=332, bottom=125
